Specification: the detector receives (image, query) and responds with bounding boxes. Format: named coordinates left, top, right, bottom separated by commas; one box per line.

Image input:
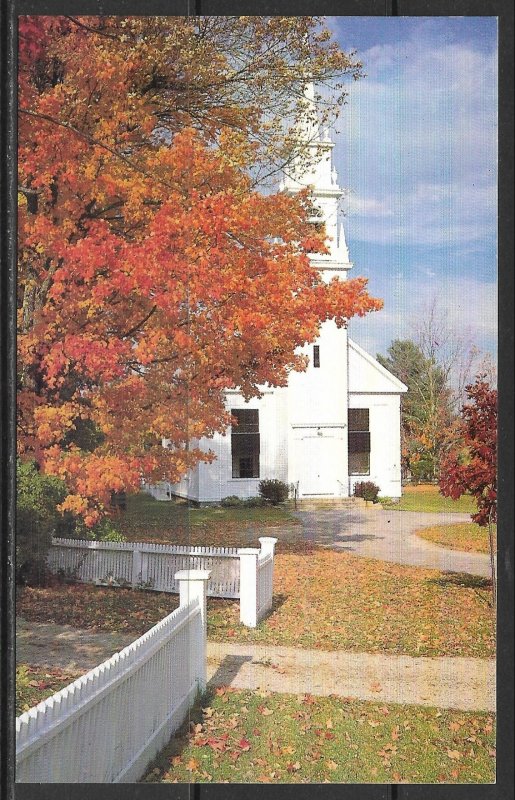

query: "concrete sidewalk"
left=206, top=641, right=495, bottom=712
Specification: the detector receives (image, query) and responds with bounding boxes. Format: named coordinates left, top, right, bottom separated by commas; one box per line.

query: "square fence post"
left=175, top=569, right=211, bottom=691
left=238, top=548, right=260, bottom=628
left=258, top=537, right=278, bottom=558
left=258, top=537, right=277, bottom=616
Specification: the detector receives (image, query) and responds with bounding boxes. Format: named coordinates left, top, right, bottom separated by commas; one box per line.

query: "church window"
left=231, top=409, right=260, bottom=478
left=313, top=345, right=320, bottom=368
left=348, top=409, right=370, bottom=475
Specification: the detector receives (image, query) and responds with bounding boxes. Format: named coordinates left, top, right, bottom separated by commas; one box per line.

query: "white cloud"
left=333, top=35, right=497, bottom=249
left=345, top=178, right=497, bottom=246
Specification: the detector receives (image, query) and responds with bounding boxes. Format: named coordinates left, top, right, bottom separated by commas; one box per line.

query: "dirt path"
left=16, top=619, right=495, bottom=712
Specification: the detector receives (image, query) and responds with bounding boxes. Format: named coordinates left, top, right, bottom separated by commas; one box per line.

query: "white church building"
left=150, top=87, right=407, bottom=504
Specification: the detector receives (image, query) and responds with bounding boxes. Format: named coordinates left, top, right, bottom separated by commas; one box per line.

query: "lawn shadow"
left=270, top=592, right=288, bottom=614
left=333, top=533, right=385, bottom=544
left=427, top=571, right=492, bottom=590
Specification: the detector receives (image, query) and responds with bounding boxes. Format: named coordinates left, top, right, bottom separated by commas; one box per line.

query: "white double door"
left=294, top=433, right=341, bottom=496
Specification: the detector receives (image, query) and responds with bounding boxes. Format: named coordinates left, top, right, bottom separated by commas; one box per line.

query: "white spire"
left=281, top=82, right=352, bottom=278
left=298, top=81, right=320, bottom=144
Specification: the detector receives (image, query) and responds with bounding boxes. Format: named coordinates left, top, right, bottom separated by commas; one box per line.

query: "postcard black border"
left=1, top=1, right=513, bottom=799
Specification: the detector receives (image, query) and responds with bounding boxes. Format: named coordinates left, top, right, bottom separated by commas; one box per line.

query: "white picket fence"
left=16, top=570, right=210, bottom=783
left=47, top=536, right=277, bottom=628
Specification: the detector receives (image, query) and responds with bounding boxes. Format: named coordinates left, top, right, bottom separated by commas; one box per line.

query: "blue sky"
left=323, top=17, right=498, bottom=365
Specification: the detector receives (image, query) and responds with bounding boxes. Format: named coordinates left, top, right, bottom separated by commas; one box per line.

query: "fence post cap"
left=258, top=537, right=278, bottom=544
left=174, top=569, right=211, bottom=581
left=237, top=548, right=260, bottom=555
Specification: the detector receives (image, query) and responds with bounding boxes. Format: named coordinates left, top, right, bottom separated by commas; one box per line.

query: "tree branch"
left=122, top=305, right=157, bottom=338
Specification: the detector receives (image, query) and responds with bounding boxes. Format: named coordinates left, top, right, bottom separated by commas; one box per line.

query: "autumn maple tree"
left=18, top=16, right=382, bottom=524
left=439, top=376, right=497, bottom=527
left=439, top=376, right=497, bottom=599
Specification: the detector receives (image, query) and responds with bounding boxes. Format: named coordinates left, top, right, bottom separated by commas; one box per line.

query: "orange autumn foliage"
left=18, top=16, right=382, bottom=522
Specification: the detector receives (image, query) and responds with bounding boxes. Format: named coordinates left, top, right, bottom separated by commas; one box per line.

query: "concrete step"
left=292, top=497, right=370, bottom=510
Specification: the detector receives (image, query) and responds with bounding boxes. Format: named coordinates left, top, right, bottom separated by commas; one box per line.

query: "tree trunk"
left=488, top=509, right=497, bottom=607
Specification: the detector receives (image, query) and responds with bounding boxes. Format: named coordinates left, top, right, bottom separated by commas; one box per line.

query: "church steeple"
left=280, top=82, right=352, bottom=280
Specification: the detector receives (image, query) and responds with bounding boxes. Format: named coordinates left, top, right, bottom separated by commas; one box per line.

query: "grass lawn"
left=16, top=664, right=83, bottom=715
left=18, top=549, right=495, bottom=658
left=142, top=687, right=495, bottom=784
left=416, top=522, right=497, bottom=554
left=115, top=492, right=301, bottom=551
left=381, top=484, right=478, bottom=514
left=208, top=551, right=495, bottom=658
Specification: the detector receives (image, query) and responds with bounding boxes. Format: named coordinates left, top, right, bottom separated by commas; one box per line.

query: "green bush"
left=71, top=517, right=126, bottom=543
left=242, top=496, right=267, bottom=508
left=377, top=494, right=399, bottom=506
left=258, top=479, right=289, bottom=506
left=16, top=460, right=68, bottom=585
left=16, top=461, right=125, bottom=585
left=220, top=495, right=244, bottom=507
left=353, top=481, right=381, bottom=503
left=16, top=665, right=32, bottom=715
left=219, top=495, right=266, bottom=508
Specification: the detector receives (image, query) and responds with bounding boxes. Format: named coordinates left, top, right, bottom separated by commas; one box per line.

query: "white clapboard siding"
left=16, top=588, right=205, bottom=783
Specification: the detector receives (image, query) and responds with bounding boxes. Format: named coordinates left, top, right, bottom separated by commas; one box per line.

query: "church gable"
left=348, top=338, right=408, bottom=394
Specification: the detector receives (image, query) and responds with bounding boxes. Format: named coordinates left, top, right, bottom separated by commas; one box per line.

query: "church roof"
left=348, top=338, right=408, bottom=394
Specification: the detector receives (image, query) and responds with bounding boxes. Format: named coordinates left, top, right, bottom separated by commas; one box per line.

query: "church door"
left=295, top=435, right=333, bottom=496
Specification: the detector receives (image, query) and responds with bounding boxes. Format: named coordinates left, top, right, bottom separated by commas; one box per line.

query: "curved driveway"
left=288, top=507, right=492, bottom=578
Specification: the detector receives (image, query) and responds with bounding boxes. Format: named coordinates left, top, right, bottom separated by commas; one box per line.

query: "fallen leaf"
left=190, top=722, right=203, bottom=733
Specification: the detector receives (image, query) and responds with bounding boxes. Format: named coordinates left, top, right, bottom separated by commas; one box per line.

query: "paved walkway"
left=16, top=620, right=495, bottom=712
left=271, top=507, right=492, bottom=577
